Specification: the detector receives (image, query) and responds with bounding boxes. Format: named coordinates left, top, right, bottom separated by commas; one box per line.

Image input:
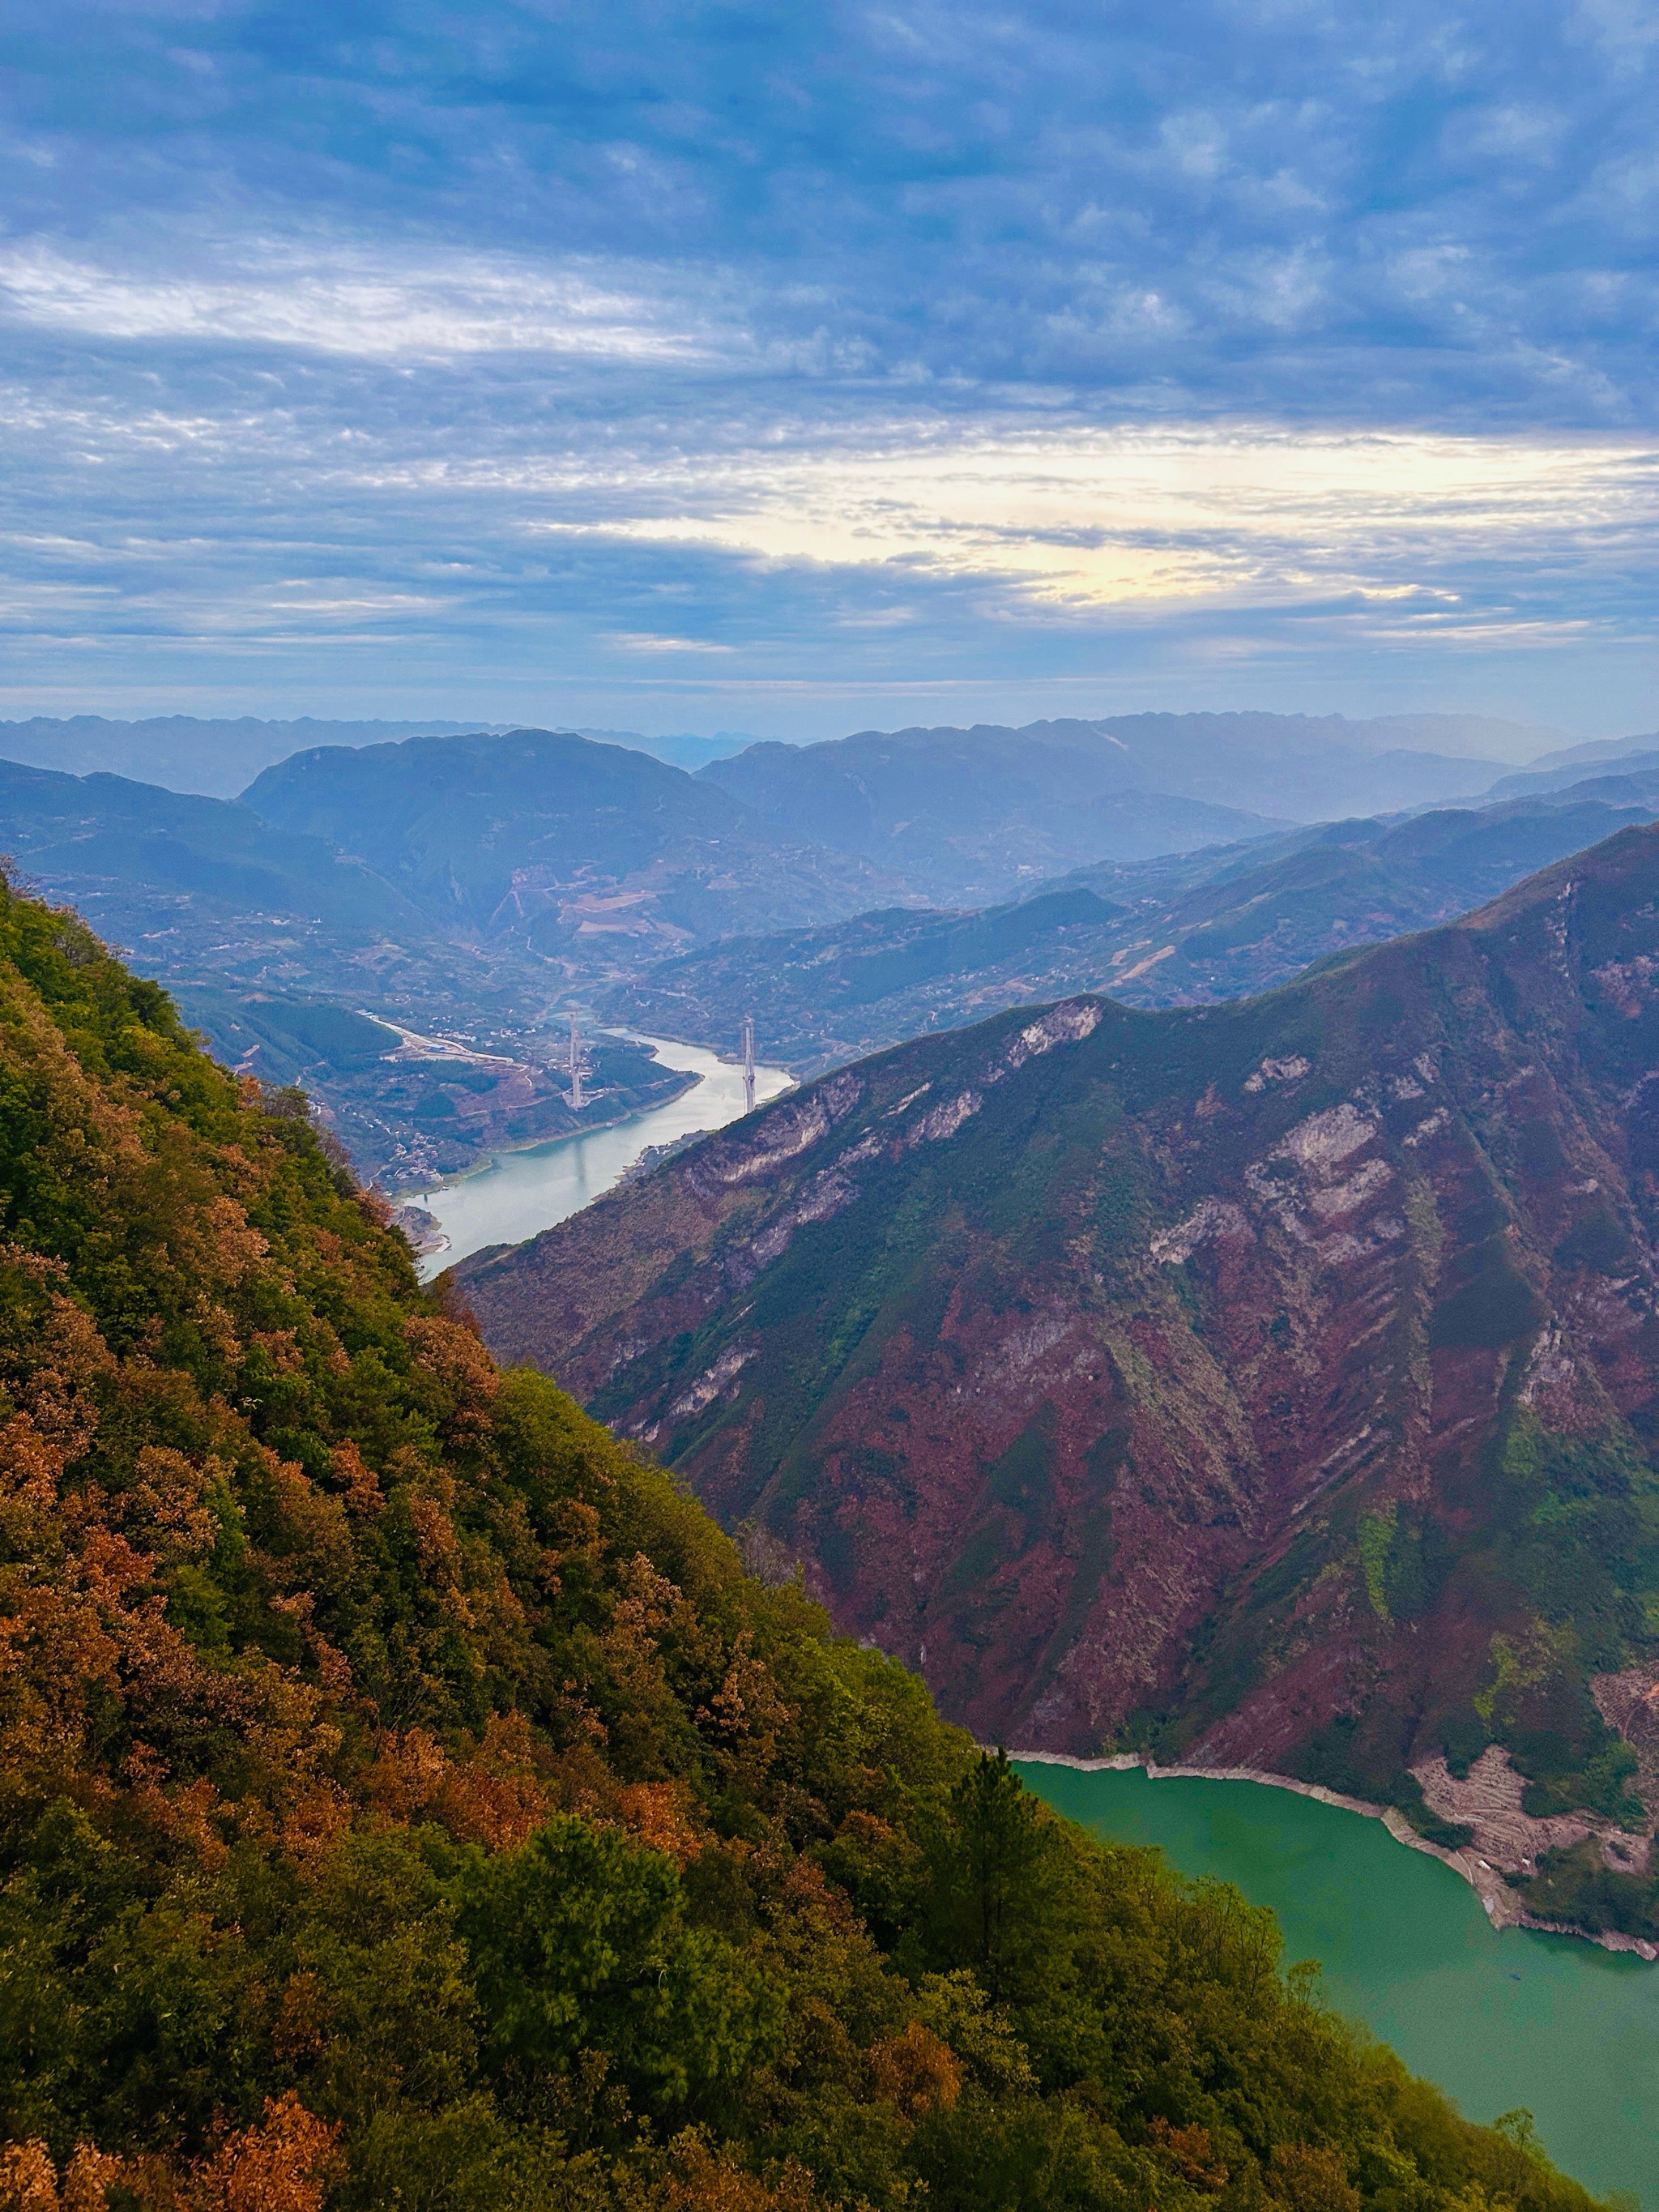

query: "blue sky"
left=1, top=0, right=1655, bottom=739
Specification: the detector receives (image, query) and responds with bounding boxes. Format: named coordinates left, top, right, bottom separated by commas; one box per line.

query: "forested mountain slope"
left=460, top=822, right=1659, bottom=1945
left=0, top=873, right=1597, bottom=2206
left=603, top=796, right=1654, bottom=1072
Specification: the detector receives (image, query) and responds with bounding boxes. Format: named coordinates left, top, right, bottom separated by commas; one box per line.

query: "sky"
left=0, top=0, right=1655, bottom=741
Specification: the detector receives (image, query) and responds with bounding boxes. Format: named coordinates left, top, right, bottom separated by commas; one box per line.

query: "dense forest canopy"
left=0, top=872, right=1610, bottom=2210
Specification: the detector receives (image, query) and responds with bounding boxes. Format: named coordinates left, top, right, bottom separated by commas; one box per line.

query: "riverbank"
left=383, top=1061, right=701, bottom=1212
left=409, top=1033, right=792, bottom=1275
left=1019, top=1759, right=1659, bottom=2206
left=1013, top=1751, right=1659, bottom=1960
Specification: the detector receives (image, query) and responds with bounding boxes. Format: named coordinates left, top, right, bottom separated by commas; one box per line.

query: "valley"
left=6, top=715, right=1596, bottom=1192
left=13, top=8, right=1652, bottom=2198
left=403, top=1031, right=795, bottom=1273
left=0, top=733, right=885, bottom=1187
left=454, top=818, right=1659, bottom=1947
left=16, top=709, right=1659, bottom=1959
left=1, top=856, right=1598, bottom=2210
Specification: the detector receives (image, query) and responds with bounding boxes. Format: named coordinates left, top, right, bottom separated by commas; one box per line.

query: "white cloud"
left=481, top=423, right=1659, bottom=614
left=0, top=241, right=720, bottom=363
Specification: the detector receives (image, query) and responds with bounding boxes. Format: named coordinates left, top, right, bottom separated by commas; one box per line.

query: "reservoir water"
left=412, top=1034, right=792, bottom=1276
left=1020, top=1761, right=1659, bottom=2206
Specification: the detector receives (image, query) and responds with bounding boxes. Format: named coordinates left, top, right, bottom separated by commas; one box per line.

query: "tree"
left=928, top=1751, right=1061, bottom=2004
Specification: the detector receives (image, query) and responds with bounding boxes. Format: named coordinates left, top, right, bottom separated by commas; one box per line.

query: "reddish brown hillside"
left=458, top=825, right=1659, bottom=1935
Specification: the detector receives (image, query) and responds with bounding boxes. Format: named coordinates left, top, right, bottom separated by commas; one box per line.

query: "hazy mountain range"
left=0, top=714, right=757, bottom=796
left=241, top=728, right=907, bottom=952
left=604, top=795, right=1659, bottom=1069
left=455, top=818, right=1659, bottom=1942
left=697, top=712, right=1555, bottom=905
left=0, top=713, right=1644, bottom=1193
left=0, top=714, right=510, bottom=797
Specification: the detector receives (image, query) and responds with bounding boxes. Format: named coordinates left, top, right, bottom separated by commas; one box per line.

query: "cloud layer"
left=0, top=1, right=1654, bottom=732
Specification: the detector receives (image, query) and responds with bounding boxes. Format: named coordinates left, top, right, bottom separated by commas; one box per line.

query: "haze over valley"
left=5, top=711, right=1653, bottom=1189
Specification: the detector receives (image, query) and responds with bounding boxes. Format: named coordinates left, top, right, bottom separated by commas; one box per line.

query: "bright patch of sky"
left=0, top=0, right=1654, bottom=736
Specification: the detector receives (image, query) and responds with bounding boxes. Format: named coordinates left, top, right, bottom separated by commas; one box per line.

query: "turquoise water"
left=1018, top=1762, right=1659, bottom=2207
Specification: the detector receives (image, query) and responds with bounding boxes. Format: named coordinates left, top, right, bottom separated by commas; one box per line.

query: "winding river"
left=1020, top=1761, right=1659, bottom=2206
left=410, top=1034, right=792, bottom=1276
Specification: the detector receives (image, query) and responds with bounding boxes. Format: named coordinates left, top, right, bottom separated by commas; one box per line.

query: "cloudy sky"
left=2, top=0, right=1655, bottom=737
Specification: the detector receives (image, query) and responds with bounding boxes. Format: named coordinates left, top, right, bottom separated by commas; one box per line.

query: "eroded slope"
left=459, top=824, right=1659, bottom=1936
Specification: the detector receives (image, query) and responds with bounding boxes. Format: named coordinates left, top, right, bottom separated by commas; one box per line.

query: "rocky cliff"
left=457, top=823, right=1659, bottom=1930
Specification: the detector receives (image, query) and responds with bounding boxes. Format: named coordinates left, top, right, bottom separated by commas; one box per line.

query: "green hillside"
left=0, top=882, right=1609, bottom=2206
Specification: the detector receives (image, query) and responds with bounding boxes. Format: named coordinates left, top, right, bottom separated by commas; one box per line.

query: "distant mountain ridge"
left=0, top=713, right=757, bottom=796
left=0, top=713, right=513, bottom=796
left=0, top=756, right=429, bottom=940
left=603, top=792, right=1658, bottom=1069
left=242, top=728, right=911, bottom=954
left=1512, top=729, right=1659, bottom=775
left=699, top=719, right=1275, bottom=906
left=577, top=725, right=758, bottom=771
left=457, top=821, right=1659, bottom=1941
left=695, top=711, right=1546, bottom=905
left=1486, top=754, right=1659, bottom=803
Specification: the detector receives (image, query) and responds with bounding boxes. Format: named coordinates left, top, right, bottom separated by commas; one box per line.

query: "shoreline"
left=399, top=1027, right=801, bottom=1206
left=405, top=1036, right=795, bottom=1278
left=386, top=1062, right=702, bottom=1208
left=1013, top=1750, right=1659, bottom=1962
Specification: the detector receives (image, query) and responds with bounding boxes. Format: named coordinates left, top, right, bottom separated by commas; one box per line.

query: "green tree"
left=928, top=1751, right=1063, bottom=2005
left=454, top=1818, right=780, bottom=2122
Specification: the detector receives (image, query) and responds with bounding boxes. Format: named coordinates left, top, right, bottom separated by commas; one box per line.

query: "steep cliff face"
left=458, top=824, right=1659, bottom=1881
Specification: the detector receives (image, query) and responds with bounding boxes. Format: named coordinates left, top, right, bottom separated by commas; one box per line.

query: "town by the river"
left=410, top=1033, right=792, bottom=1276
left=1021, top=1761, right=1659, bottom=2209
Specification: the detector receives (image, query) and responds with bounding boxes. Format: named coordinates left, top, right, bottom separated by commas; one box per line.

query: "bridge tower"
left=567, top=1012, right=591, bottom=1111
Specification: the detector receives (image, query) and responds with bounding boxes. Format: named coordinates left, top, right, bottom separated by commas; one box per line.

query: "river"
left=410, top=1034, right=792, bottom=1277
left=1020, top=1761, right=1659, bottom=2206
